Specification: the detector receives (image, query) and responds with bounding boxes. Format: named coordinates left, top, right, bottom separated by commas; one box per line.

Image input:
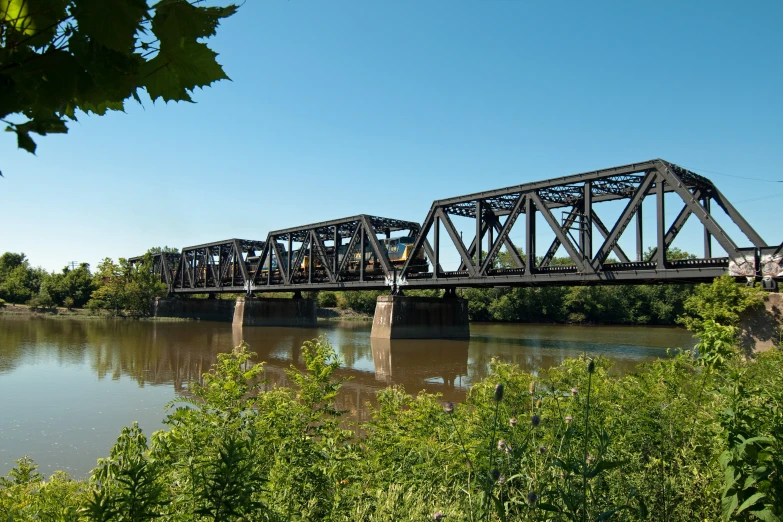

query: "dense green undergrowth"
left=2, top=278, right=780, bottom=521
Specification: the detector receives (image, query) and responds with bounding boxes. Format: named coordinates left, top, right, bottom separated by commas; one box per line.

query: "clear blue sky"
left=1, top=0, right=781, bottom=273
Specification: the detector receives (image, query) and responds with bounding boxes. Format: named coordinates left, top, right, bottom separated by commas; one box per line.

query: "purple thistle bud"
left=509, top=417, right=518, bottom=427
left=497, top=439, right=507, bottom=451
left=587, top=455, right=594, bottom=463
left=490, top=468, right=500, bottom=482
left=528, top=491, right=538, bottom=504
left=494, top=383, right=504, bottom=402
left=571, top=387, right=579, bottom=396
left=565, top=416, right=573, bottom=424
left=587, top=359, right=595, bottom=374
left=538, top=445, right=547, bottom=454
left=531, top=414, right=541, bottom=427
left=433, top=512, right=445, bottom=521
left=443, top=402, right=454, bottom=414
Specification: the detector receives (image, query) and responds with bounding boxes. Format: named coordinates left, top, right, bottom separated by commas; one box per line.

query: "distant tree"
left=41, top=262, right=95, bottom=307
left=0, top=252, right=26, bottom=278
left=643, top=246, right=697, bottom=262
left=148, top=246, right=179, bottom=255
left=87, top=255, right=165, bottom=316
left=1, top=0, right=237, bottom=171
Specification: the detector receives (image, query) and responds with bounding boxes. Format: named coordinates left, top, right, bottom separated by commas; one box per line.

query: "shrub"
left=318, top=291, right=338, bottom=308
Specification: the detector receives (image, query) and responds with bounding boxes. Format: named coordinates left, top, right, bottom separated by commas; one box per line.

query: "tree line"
left=0, top=252, right=166, bottom=316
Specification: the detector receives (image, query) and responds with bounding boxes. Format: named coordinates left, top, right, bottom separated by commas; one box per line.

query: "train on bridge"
left=130, top=159, right=783, bottom=295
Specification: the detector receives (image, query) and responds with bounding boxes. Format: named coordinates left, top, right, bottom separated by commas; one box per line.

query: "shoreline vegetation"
left=1, top=278, right=781, bottom=521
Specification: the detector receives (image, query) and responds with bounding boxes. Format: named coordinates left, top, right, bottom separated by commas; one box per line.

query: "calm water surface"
left=0, top=317, right=694, bottom=477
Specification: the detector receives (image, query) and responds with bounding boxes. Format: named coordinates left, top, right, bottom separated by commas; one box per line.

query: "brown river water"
left=0, top=317, right=695, bottom=477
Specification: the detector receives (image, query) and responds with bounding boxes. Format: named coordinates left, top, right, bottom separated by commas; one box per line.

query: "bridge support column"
left=370, top=295, right=469, bottom=339
left=154, top=297, right=235, bottom=322
left=739, top=293, right=783, bottom=353
left=233, top=296, right=317, bottom=327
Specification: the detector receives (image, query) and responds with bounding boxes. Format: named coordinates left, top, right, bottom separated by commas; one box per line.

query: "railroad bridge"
left=131, top=159, right=782, bottom=339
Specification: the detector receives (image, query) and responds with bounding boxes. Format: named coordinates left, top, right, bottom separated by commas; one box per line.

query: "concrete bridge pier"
left=370, top=293, right=470, bottom=339
left=232, top=296, right=317, bottom=327
left=154, top=297, right=235, bottom=322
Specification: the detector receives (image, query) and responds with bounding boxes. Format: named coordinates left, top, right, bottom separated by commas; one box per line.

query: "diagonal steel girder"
left=654, top=161, right=744, bottom=261
left=479, top=196, right=527, bottom=275
left=593, top=170, right=656, bottom=267
left=531, top=192, right=591, bottom=272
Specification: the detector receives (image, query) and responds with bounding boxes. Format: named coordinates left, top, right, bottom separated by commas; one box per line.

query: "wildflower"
left=571, top=387, right=578, bottom=396
left=587, top=359, right=595, bottom=374
left=587, top=455, right=594, bottom=463
left=497, top=439, right=507, bottom=451
left=538, top=445, right=547, bottom=454
left=494, top=383, right=504, bottom=402
left=531, top=414, right=541, bottom=427
left=443, top=402, right=454, bottom=414
left=528, top=491, right=538, bottom=504
left=433, top=512, right=445, bottom=521
left=490, top=468, right=501, bottom=482
left=565, top=416, right=573, bottom=424
left=509, top=417, right=518, bottom=427
left=498, top=474, right=506, bottom=485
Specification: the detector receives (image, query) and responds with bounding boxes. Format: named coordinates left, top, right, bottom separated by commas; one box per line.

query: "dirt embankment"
left=317, top=307, right=372, bottom=321
left=0, top=304, right=102, bottom=318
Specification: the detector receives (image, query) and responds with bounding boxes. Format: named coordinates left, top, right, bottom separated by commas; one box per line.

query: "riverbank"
left=0, top=305, right=190, bottom=322
left=0, top=304, right=105, bottom=318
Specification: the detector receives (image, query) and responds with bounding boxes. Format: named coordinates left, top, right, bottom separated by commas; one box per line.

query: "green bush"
left=0, top=298, right=5, bottom=308
left=339, top=290, right=383, bottom=315
left=318, top=291, right=338, bottom=308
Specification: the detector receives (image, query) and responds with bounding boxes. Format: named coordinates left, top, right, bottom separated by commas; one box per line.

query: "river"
left=0, top=316, right=695, bottom=477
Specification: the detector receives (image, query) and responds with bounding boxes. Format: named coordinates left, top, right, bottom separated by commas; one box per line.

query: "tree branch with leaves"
left=0, top=0, right=237, bottom=173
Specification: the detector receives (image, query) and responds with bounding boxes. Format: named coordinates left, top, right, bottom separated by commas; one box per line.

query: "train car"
left=244, top=236, right=429, bottom=281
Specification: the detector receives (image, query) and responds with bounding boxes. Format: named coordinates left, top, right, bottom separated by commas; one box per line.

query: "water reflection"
left=0, top=317, right=694, bottom=477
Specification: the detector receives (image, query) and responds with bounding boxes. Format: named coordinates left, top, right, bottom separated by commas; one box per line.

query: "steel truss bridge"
left=130, top=159, right=783, bottom=294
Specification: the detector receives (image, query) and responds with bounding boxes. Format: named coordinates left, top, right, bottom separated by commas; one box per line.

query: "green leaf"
left=737, top=492, right=766, bottom=514
left=6, top=125, right=37, bottom=153
left=143, top=40, right=229, bottom=103
left=750, top=508, right=781, bottom=522
left=721, top=492, right=738, bottom=521
left=1, top=0, right=36, bottom=35
left=73, top=0, right=148, bottom=51
left=723, top=465, right=737, bottom=492
left=152, top=0, right=237, bottom=44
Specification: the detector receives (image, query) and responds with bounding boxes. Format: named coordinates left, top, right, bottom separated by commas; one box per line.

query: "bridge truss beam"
left=132, top=159, right=779, bottom=293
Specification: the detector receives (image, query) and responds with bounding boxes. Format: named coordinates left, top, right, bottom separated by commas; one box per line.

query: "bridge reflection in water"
left=232, top=325, right=469, bottom=427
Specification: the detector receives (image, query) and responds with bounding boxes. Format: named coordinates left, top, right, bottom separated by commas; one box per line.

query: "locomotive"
left=249, top=235, right=428, bottom=278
